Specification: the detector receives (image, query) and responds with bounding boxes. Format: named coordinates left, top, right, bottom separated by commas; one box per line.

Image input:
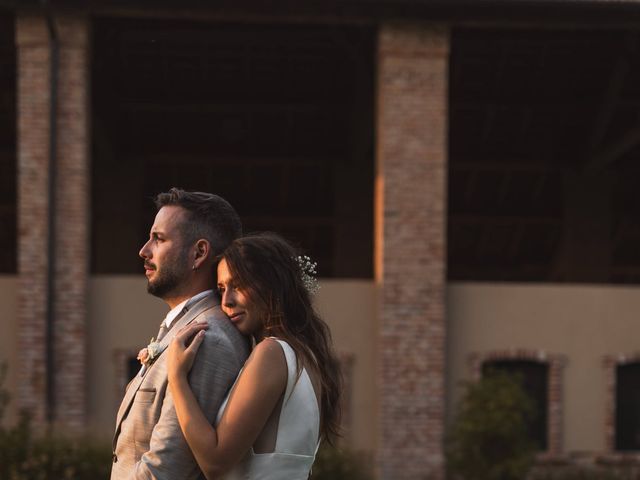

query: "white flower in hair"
left=296, top=255, right=319, bottom=294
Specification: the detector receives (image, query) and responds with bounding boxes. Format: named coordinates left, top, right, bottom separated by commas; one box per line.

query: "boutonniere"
left=138, top=337, right=162, bottom=367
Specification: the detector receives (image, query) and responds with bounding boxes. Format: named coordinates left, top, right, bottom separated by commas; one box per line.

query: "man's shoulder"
left=197, top=303, right=231, bottom=328
left=195, top=305, right=248, bottom=349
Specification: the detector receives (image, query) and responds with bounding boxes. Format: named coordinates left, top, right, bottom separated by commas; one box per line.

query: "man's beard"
left=146, top=254, right=189, bottom=299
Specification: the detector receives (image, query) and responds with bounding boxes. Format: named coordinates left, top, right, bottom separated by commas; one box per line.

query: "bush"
left=530, top=466, right=633, bottom=480
left=530, top=461, right=640, bottom=480
left=312, top=442, right=372, bottom=479
left=0, top=363, right=112, bottom=480
left=446, top=370, right=538, bottom=480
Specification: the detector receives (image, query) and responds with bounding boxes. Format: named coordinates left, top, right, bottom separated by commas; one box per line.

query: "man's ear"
left=193, top=239, right=211, bottom=269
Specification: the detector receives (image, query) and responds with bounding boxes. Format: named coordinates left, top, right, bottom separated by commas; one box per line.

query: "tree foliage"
left=446, top=370, right=538, bottom=480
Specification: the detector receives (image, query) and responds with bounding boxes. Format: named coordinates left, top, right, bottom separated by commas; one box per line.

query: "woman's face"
left=217, top=258, right=263, bottom=338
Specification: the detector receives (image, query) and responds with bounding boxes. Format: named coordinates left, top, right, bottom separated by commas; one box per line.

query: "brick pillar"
left=16, top=13, right=90, bottom=432
left=375, top=23, right=449, bottom=480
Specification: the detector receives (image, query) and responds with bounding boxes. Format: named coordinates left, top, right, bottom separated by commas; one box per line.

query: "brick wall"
left=16, top=13, right=50, bottom=428
left=16, top=13, right=89, bottom=431
left=375, top=23, right=449, bottom=480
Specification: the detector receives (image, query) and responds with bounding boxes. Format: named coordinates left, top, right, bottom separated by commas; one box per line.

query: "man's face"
left=139, top=206, right=192, bottom=299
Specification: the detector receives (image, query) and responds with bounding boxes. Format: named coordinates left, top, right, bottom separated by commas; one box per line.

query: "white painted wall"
left=447, top=282, right=640, bottom=453
left=4, top=278, right=636, bottom=455
left=0, top=276, right=17, bottom=426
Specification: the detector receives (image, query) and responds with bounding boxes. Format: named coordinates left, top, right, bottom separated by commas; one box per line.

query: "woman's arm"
left=167, top=324, right=287, bottom=479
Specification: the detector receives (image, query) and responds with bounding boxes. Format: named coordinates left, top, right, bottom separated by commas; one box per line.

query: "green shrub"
left=4, top=433, right=112, bottom=480
left=446, top=370, right=537, bottom=480
left=530, top=466, right=635, bottom=480
left=312, top=442, right=372, bottom=479
left=0, top=363, right=112, bottom=480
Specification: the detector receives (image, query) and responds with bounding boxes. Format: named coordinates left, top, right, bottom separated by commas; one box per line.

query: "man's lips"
left=144, top=264, right=156, bottom=276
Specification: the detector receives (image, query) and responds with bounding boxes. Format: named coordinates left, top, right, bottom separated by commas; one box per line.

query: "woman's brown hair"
left=220, top=232, right=342, bottom=442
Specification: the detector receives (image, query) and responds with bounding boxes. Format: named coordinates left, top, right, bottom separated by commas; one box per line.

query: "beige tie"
left=139, top=307, right=188, bottom=377
left=156, top=321, right=170, bottom=342
left=156, top=305, right=189, bottom=342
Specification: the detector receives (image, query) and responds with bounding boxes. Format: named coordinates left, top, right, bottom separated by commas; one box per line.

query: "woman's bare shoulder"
left=243, top=338, right=287, bottom=380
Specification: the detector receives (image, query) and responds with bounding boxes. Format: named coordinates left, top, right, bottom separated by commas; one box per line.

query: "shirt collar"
left=164, top=289, right=213, bottom=328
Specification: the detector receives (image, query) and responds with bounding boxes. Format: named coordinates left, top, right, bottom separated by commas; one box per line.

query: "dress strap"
left=273, top=338, right=298, bottom=403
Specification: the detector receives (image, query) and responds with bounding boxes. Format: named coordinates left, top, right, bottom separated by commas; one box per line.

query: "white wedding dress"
left=215, top=338, right=321, bottom=480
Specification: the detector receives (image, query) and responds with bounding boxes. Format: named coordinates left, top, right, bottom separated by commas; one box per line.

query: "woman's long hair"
left=220, top=232, right=342, bottom=442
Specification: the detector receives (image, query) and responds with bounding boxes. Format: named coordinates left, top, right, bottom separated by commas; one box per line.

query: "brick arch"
left=468, top=349, right=566, bottom=456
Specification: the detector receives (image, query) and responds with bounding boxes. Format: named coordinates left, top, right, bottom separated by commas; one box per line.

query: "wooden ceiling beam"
left=584, top=34, right=636, bottom=157
left=586, top=122, right=640, bottom=172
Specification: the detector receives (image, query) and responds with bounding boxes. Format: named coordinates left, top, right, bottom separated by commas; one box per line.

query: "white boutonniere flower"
left=139, top=337, right=162, bottom=367
left=147, top=338, right=162, bottom=362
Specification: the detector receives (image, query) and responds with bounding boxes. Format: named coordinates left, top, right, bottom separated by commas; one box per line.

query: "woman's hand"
left=167, top=322, right=208, bottom=383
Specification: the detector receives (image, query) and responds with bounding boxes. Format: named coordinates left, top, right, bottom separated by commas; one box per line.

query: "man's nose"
left=139, top=240, right=151, bottom=259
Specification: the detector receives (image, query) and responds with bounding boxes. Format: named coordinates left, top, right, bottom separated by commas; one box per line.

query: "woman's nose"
left=222, top=290, right=235, bottom=307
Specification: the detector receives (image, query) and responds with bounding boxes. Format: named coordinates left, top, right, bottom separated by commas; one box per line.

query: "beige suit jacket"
left=110, top=292, right=250, bottom=480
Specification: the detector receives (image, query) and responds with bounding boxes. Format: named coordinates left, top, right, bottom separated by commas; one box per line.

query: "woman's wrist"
left=168, top=368, right=188, bottom=386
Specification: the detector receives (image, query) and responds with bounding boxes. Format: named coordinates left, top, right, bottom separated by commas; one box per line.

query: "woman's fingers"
left=167, top=323, right=209, bottom=381
left=175, top=322, right=208, bottom=345
left=185, top=330, right=206, bottom=356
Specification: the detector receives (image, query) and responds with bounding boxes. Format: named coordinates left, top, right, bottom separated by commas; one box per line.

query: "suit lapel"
left=113, top=292, right=220, bottom=438
left=156, top=293, right=218, bottom=352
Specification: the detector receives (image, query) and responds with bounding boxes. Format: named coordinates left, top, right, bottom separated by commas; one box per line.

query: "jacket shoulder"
left=195, top=305, right=249, bottom=354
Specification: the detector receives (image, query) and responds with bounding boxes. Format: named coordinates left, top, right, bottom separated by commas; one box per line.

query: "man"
left=111, top=188, right=250, bottom=480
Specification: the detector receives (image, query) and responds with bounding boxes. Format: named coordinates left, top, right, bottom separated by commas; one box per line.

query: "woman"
left=166, top=232, right=342, bottom=479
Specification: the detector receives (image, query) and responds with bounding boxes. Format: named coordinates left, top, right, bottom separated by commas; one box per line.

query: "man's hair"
left=155, top=188, right=242, bottom=256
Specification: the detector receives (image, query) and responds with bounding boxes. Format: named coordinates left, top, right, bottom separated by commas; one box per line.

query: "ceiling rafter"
left=587, top=122, right=640, bottom=172
left=584, top=32, right=638, bottom=171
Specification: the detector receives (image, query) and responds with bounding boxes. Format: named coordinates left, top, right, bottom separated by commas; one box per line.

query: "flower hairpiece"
left=296, top=255, right=319, bottom=295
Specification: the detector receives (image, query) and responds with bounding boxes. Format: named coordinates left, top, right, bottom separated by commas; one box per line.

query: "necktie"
left=156, top=321, right=170, bottom=342
left=156, top=305, right=188, bottom=342
left=139, top=307, right=187, bottom=377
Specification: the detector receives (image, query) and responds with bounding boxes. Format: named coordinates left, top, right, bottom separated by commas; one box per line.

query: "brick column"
left=16, top=13, right=90, bottom=431
left=375, top=23, right=449, bottom=480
